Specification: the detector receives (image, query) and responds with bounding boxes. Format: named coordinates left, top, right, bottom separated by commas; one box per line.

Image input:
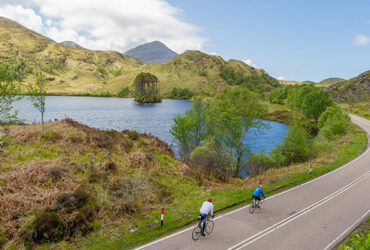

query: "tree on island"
left=133, top=72, right=162, bottom=103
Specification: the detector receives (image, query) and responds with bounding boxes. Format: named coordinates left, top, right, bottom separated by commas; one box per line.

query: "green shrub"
left=111, top=68, right=122, bottom=77
left=309, top=138, right=333, bottom=158
left=135, top=94, right=162, bottom=103
left=0, top=231, right=7, bottom=248
left=22, top=209, right=65, bottom=243
left=318, top=106, right=350, bottom=139
left=117, top=86, right=129, bottom=97
left=338, top=232, right=370, bottom=250
left=168, top=87, right=194, bottom=99
left=244, top=152, right=274, bottom=175
left=96, top=65, right=107, bottom=77
left=269, top=144, right=287, bottom=167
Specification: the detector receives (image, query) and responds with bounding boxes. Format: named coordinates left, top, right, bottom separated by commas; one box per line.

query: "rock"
left=129, top=226, right=138, bottom=233
left=0, top=141, right=8, bottom=147
left=0, top=148, right=6, bottom=153
left=0, top=133, right=7, bottom=138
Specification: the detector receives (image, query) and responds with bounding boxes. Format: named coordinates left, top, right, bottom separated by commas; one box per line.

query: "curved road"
left=136, top=114, right=370, bottom=250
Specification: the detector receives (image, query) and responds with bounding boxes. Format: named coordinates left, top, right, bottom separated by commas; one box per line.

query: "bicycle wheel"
left=206, top=220, right=214, bottom=234
left=249, top=203, right=256, bottom=213
left=192, top=226, right=201, bottom=241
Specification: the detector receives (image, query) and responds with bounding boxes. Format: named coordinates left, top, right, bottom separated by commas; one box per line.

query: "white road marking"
left=135, top=117, right=369, bottom=250
left=227, top=171, right=370, bottom=250
left=323, top=209, right=370, bottom=250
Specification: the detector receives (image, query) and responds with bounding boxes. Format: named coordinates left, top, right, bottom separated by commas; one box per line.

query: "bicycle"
left=192, top=217, right=214, bottom=241
left=249, top=199, right=264, bottom=213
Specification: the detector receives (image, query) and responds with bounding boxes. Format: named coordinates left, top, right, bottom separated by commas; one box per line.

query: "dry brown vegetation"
left=0, top=119, right=184, bottom=247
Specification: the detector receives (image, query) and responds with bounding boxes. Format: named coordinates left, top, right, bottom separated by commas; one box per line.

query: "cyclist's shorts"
left=252, top=195, right=261, bottom=201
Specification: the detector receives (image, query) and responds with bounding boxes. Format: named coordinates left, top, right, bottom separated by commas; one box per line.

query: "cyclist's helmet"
left=208, top=198, right=213, bottom=202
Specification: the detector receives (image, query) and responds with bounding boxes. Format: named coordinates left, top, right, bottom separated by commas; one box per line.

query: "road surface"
left=136, top=114, right=370, bottom=250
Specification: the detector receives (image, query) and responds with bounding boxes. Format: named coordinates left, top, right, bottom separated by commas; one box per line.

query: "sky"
left=0, top=0, right=369, bottom=81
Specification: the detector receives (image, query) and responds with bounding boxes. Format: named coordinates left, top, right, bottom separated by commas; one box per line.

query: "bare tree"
left=28, top=72, right=47, bottom=134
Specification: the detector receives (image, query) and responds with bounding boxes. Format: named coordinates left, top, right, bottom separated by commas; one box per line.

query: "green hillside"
left=0, top=17, right=279, bottom=96
left=326, top=71, right=370, bottom=103
left=318, top=77, right=346, bottom=87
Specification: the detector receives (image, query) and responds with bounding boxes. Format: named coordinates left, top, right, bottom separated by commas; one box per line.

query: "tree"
left=318, top=105, right=350, bottom=139
left=0, top=63, right=21, bottom=122
left=302, top=89, right=333, bottom=121
left=170, top=115, right=194, bottom=161
left=280, top=122, right=309, bottom=164
left=28, top=72, right=47, bottom=134
left=133, top=72, right=161, bottom=103
left=170, top=97, right=207, bottom=161
left=207, top=87, right=267, bottom=177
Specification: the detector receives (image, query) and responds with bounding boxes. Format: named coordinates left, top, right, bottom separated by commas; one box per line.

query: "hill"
left=318, top=77, right=346, bottom=87
left=326, top=70, right=370, bottom=103
left=61, top=41, right=82, bottom=48
left=124, top=41, right=178, bottom=63
left=0, top=17, right=279, bottom=96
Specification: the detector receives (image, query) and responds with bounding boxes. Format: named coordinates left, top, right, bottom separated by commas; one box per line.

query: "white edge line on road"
left=227, top=171, right=370, bottom=250
left=135, top=118, right=369, bottom=250
left=323, top=209, right=370, bottom=250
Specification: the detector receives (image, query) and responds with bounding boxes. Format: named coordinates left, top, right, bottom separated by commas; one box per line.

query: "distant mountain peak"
left=124, top=41, right=178, bottom=63
left=61, top=41, right=81, bottom=47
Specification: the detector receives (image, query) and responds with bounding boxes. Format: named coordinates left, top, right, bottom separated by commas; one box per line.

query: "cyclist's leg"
left=199, top=212, right=207, bottom=236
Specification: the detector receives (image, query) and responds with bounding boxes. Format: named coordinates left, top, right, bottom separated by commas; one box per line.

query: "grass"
left=71, top=123, right=367, bottom=249
left=262, top=101, right=299, bottom=123
left=0, top=112, right=367, bottom=249
left=336, top=216, right=370, bottom=249
left=339, top=102, right=370, bottom=120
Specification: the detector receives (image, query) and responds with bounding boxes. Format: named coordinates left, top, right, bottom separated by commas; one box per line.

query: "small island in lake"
left=133, top=72, right=162, bottom=103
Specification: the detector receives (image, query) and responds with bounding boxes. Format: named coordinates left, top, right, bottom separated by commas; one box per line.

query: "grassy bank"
left=77, top=123, right=367, bottom=249
left=0, top=117, right=367, bottom=249
left=339, top=102, right=370, bottom=120
left=337, top=216, right=370, bottom=249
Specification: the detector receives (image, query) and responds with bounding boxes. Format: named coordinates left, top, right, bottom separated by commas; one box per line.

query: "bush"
left=243, top=152, right=274, bottom=175
left=281, top=123, right=309, bottom=163
left=268, top=86, right=293, bottom=104
left=54, top=185, right=91, bottom=210
left=48, top=166, right=70, bottom=182
left=0, top=231, right=6, bottom=248
left=269, top=144, right=287, bottom=167
left=317, top=106, right=349, bottom=139
left=117, top=86, right=129, bottom=97
left=135, top=94, right=162, bottom=103
left=168, top=87, right=194, bottom=99
left=107, top=177, right=149, bottom=214
left=309, top=138, right=333, bottom=158
left=22, top=209, right=65, bottom=243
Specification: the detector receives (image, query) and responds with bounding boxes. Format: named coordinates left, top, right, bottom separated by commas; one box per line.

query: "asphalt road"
left=136, top=114, right=370, bottom=250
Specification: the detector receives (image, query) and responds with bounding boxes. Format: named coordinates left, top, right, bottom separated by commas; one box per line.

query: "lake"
left=13, top=96, right=289, bottom=156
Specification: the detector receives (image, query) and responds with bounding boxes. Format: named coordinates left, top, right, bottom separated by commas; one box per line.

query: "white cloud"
left=354, top=34, right=370, bottom=45
left=277, top=76, right=285, bottom=80
left=0, top=0, right=207, bottom=53
left=0, top=4, right=43, bottom=33
left=243, top=58, right=257, bottom=68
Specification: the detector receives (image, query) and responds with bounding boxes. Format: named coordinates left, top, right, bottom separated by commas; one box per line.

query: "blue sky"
left=168, top=0, right=370, bottom=81
left=0, top=0, right=369, bottom=81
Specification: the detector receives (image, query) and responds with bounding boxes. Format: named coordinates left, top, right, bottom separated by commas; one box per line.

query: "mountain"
left=124, top=41, right=178, bottom=63
left=318, top=77, right=346, bottom=87
left=61, top=41, right=81, bottom=47
left=326, top=71, right=370, bottom=103
left=0, top=17, right=279, bottom=96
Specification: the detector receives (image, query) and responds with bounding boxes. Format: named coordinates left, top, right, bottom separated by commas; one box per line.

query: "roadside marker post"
left=161, top=208, right=164, bottom=227
left=310, top=165, right=312, bottom=175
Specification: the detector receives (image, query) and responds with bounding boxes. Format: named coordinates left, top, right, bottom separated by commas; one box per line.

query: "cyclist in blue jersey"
left=252, top=184, right=265, bottom=207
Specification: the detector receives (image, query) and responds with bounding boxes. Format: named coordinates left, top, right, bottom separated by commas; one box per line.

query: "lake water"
left=13, top=96, right=289, bottom=156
